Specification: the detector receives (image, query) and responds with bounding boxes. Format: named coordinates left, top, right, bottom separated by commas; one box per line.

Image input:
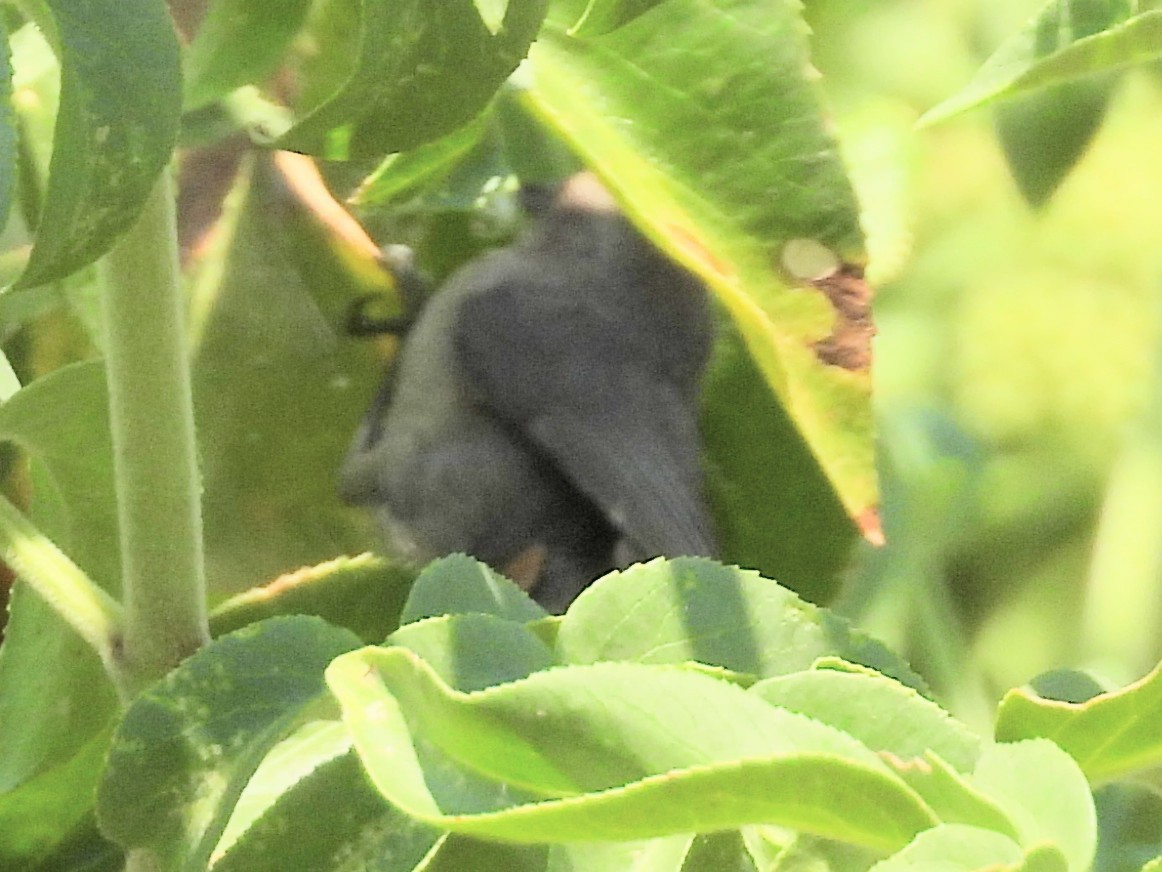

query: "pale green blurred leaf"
left=970, top=740, right=1096, bottom=872
left=185, top=0, right=312, bottom=109
left=921, top=1, right=1162, bottom=126
left=568, top=0, right=669, bottom=37
left=996, top=661, right=1162, bottom=782
left=867, top=824, right=1024, bottom=872
left=995, top=75, right=1115, bottom=207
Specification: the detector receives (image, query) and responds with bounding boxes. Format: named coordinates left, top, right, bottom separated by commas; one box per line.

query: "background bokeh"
left=807, top=0, right=1162, bottom=720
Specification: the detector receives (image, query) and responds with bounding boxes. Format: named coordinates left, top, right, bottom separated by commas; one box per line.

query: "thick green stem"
left=98, top=172, right=209, bottom=697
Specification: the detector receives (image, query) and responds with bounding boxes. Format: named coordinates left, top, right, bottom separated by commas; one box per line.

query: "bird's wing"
left=454, top=284, right=716, bottom=559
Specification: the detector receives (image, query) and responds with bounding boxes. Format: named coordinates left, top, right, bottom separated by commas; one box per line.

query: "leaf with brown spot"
left=522, top=0, right=878, bottom=535
left=810, top=265, right=876, bottom=373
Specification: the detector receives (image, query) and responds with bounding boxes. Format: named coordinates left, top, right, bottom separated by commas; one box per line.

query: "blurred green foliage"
left=808, top=0, right=1162, bottom=710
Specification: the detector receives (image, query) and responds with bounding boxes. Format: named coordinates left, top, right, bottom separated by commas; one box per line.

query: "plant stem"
left=98, top=171, right=209, bottom=698
left=0, top=492, right=124, bottom=674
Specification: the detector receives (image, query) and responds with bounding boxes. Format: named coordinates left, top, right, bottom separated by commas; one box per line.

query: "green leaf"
left=184, top=0, right=312, bottom=110
left=1017, top=845, right=1072, bottom=872
left=866, top=824, right=1024, bottom=871
left=0, top=724, right=112, bottom=867
left=388, top=612, right=555, bottom=690
left=568, top=0, right=670, bottom=37
left=751, top=668, right=981, bottom=772
left=19, top=0, right=182, bottom=287
left=547, top=837, right=692, bottom=872
left=420, top=834, right=549, bottom=871
left=700, top=328, right=857, bottom=604
left=351, top=115, right=492, bottom=208
left=0, top=17, right=16, bottom=237
left=400, top=553, right=547, bottom=625
left=886, top=752, right=1019, bottom=841
left=995, top=74, right=1115, bottom=207
left=277, top=0, right=548, bottom=159
left=1091, top=784, right=1162, bottom=872
left=0, top=362, right=118, bottom=589
left=970, top=740, right=1096, bottom=872
left=96, top=616, right=363, bottom=871
left=189, top=157, right=391, bottom=596
left=328, top=648, right=936, bottom=851
left=521, top=0, right=876, bottom=532
left=0, top=362, right=118, bottom=830
left=213, top=724, right=440, bottom=872
left=680, top=830, right=757, bottom=871
left=555, top=557, right=923, bottom=689
left=208, top=554, right=416, bottom=643
left=920, top=1, right=1161, bottom=126
left=995, top=660, right=1162, bottom=782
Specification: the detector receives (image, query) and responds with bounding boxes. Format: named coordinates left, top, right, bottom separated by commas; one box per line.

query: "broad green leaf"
left=757, top=833, right=878, bottom=872
left=700, top=327, right=856, bottom=603
left=0, top=362, right=118, bottom=826
left=209, top=554, right=416, bottom=643
left=1091, top=784, right=1162, bottom=872
left=920, top=1, right=1162, bottom=126
left=277, top=0, right=547, bottom=159
left=569, top=0, right=670, bottom=37
left=680, top=831, right=757, bottom=871
left=96, top=616, right=362, bottom=871
left=19, top=0, right=181, bottom=287
left=492, top=87, right=581, bottom=184
left=995, top=660, right=1162, bottom=782
left=214, top=720, right=354, bottom=861
left=213, top=726, right=440, bottom=872
left=995, top=75, right=1115, bottom=207
left=886, top=753, right=1019, bottom=841
left=1017, top=845, right=1071, bottom=872
left=867, top=824, right=1024, bottom=871
left=388, top=612, right=555, bottom=690
left=751, top=668, right=980, bottom=772
left=1145, top=859, right=1162, bottom=872
left=419, top=834, right=549, bottom=871
left=1028, top=668, right=1108, bottom=704
left=522, top=0, right=876, bottom=531
left=556, top=557, right=923, bottom=689
left=352, top=115, right=492, bottom=208
left=400, top=553, right=547, bottom=625
left=15, top=813, right=123, bottom=872
left=0, top=724, right=112, bottom=867
left=184, top=0, right=312, bottom=110
left=189, top=156, right=390, bottom=596
left=0, top=362, right=118, bottom=589
left=547, top=836, right=692, bottom=872
left=328, top=648, right=937, bottom=851
left=971, top=741, right=1096, bottom=872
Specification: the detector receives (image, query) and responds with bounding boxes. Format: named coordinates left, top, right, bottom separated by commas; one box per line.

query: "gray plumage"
left=340, top=184, right=716, bottom=611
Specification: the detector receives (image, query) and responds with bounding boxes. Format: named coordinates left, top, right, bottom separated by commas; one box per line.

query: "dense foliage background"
left=1, top=0, right=1161, bottom=869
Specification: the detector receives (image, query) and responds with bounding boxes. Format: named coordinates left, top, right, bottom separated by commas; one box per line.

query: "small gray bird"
left=339, top=174, right=717, bottom=612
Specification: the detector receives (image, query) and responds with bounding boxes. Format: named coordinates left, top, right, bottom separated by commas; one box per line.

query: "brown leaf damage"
left=810, top=264, right=875, bottom=372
